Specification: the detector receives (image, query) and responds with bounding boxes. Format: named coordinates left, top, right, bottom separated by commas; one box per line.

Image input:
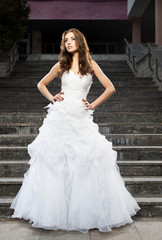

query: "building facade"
left=25, top=0, right=160, bottom=54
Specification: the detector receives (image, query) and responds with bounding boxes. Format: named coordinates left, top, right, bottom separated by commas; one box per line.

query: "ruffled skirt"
left=10, top=99, right=140, bottom=234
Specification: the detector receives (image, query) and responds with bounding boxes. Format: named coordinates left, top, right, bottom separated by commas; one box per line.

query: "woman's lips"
left=68, top=46, right=72, bottom=49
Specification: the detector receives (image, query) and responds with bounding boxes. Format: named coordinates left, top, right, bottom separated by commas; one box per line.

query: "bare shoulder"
left=90, top=59, right=114, bottom=90
left=91, top=59, right=98, bottom=68
left=50, top=61, right=61, bottom=74
left=91, top=59, right=103, bottom=75
left=38, top=61, right=62, bottom=86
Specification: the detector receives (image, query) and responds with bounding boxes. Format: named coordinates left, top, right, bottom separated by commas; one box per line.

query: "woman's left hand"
left=82, top=99, right=95, bottom=110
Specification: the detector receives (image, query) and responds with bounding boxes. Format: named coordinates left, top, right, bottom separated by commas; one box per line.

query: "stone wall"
left=126, top=53, right=162, bottom=90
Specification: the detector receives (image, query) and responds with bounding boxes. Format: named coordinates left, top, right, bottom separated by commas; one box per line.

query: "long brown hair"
left=58, top=28, right=94, bottom=77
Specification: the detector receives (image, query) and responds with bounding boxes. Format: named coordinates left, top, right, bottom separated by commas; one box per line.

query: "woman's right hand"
left=53, top=91, right=64, bottom=102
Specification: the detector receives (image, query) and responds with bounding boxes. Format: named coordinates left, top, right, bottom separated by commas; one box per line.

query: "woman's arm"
left=88, top=59, right=116, bottom=110
left=37, top=62, right=64, bottom=102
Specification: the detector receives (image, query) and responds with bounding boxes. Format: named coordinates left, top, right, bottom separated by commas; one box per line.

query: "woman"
left=10, top=28, right=140, bottom=234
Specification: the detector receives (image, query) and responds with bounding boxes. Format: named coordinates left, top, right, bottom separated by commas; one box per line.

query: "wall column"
left=132, top=17, right=141, bottom=44
left=32, top=31, right=42, bottom=54
left=155, top=0, right=162, bottom=45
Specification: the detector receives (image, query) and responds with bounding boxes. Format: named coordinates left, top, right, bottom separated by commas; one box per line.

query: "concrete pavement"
left=0, top=217, right=162, bottom=240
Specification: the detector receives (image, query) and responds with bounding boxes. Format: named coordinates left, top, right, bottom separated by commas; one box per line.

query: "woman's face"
left=64, top=32, right=78, bottom=53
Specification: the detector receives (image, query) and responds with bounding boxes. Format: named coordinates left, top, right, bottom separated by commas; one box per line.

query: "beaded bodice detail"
left=61, top=70, right=93, bottom=100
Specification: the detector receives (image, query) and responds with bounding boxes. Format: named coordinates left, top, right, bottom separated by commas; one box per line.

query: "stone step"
left=24, top=61, right=128, bottom=65
left=116, top=146, right=162, bottom=160
left=10, top=72, right=135, bottom=77
left=1, top=123, right=162, bottom=134
left=1, top=196, right=162, bottom=218
left=0, top=77, right=154, bottom=86
left=135, top=197, right=162, bottom=217
left=13, top=58, right=127, bottom=65
left=0, top=112, right=161, bottom=124
left=0, top=134, right=162, bottom=146
left=99, top=123, right=162, bottom=134
left=1, top=78, right=159, bottom=90
left=0, top=113, right=46, bottom=124
left=0, top=102, right=161, bottom=112
left=0, top=109, right=161, bottom=115
left=107, top=134, right=162, bottom=146
left=2, top=94, right=162, bottom=102
left=125, top=176, right=162, bottom=196
left=4, top=99, right=162, bottom=111
left=91, top=95, right=162, bottom=103
left=1, top=94, right=162, bottom=103
left=12, top=66, right=133, bottom=73
left=11, top=63, right=131, bottom=70
left=94, top=113, right=162, bottom=123
left=1, top=92, right=162, bottom=103
left=0, top=160, right=28, bottom=177
left=0, top=81, right=157, bottom=88
left=1, top=90, right=161, bottom=100
left=14, top=61, right=128, bottom=67
left=0, top=146, right=161, bottom=160
left=119, top=161, right=162, bottom=176
left=0, top=79, right=156, bottom=88
left=0, top=87, right=162, bottom=97
left=0, top=76, right=153, bottom=81
left=0, top=160, right=161, bottom=178
left=2, top=74, right=136, bottom=80
left=0, top=107, right=161, bottom=114
left=18, top=57, right=127, bottom=63
left=1, top=87, right=161, bottom=97
left=1, top=176, right=162, bottom=197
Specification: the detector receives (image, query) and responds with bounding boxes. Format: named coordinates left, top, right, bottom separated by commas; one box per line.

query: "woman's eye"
left=64, top=37, right=75, bottom=43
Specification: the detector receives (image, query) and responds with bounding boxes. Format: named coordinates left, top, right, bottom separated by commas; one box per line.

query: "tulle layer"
left=10, top=101, right=140, bottom=234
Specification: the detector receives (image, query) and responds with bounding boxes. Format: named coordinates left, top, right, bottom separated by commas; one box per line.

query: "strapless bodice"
left=44, top=70, right=93, bottom=117
left=61, top=70, right=93, bottom=100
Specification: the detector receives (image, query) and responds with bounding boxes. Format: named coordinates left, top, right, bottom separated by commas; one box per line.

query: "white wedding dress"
left=10, top=70, right=140, bottom=234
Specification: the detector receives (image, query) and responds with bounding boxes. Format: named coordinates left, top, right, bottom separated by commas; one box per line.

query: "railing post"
left=7, top=41, right=19, bottom=73
left=132, top=56, right=137, bottom=72
left=148, top=48, right=153, bottom=71
left=129, top=48, right=132, bottom=63
left=156, top=59, right=161, bottom=82
left=8, top=56, right=10, bottom=72
left=13, top=47, right=15, bottom=64
left=147, top=43, right=162, bottom=82
left=124, top=38, right=137, bottom=72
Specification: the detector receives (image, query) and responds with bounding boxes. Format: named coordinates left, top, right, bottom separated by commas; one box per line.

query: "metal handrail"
left=124, top=38, right=137, bottom=72
left=147, top=43, right=162, bottom=82
left=7, top=41, right=19, bottom=72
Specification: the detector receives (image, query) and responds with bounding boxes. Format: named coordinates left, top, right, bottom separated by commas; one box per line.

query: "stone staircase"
left=0, top=56, right=162, bottom=218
